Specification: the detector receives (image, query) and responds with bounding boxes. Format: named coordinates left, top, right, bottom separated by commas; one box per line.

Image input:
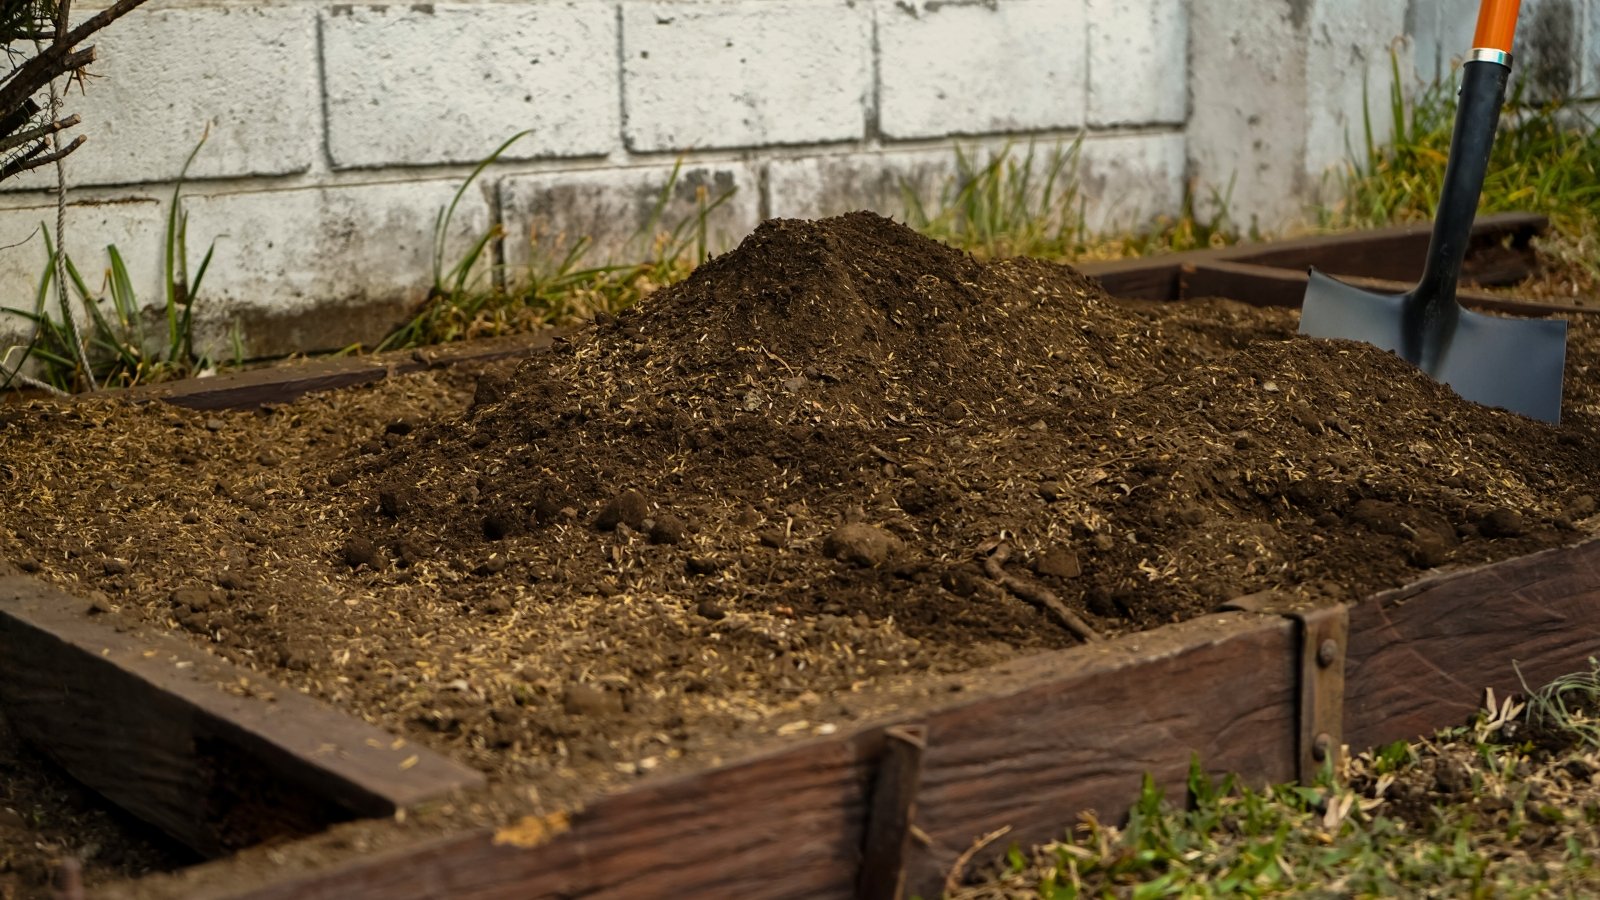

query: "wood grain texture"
left=1215, top=212, right=1546, bottom=282
left=0, top=577, right=483, bottom=857
left=200, top=732, right=882, bottom=900
left=858, top=725, right=927, bottom=900
left=903, top=613, right=1297, bottom=897
left=128, top=614, right=1294, bottom=900
left=1179, top=260, right=1587, bottom=317
left=1075, top=212, right=1545, bottom=303
left=125, top=332, right=558, bottom=411
left=1345, top=538, right=1600, bottom=752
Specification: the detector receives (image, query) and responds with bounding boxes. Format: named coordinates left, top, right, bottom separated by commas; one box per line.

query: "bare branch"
left=0, top=43, right=94, bottom=120
left=0, top=111, right=77, bottom=155
left=0, top=132, right=82, bottom=181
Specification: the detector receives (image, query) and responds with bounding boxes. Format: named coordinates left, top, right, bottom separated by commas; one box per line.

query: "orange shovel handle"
left=1473, top=0, right=1521, bottom=53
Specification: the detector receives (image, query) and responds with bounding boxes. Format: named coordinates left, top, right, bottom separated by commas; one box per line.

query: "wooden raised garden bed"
left=2, top=212, right=1596, bottom=900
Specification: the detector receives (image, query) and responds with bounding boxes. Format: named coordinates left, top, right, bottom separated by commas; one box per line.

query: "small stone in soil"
left=1408, top=532, right=1453, bottom=568
left=341, top=536, right=381, bottom=570
left=171, top=587, right=214, bottom=612
left=596, top=490, right=649, bottom=531
left=379, top=487, right=415, bottom=518
left=648, top=514, right=687, bottom=545
left=1479, top=507, right=1526, bottom=538
left=823, top=523, right=902, bottom=567
left=686, top=556, right=721, bottom=575
left=1033, top=547, right=1081, bottom=579
left=1565, top=494, right=1597, bottom=518
left=562, top=682, right=622, bottom=717
left=696, top=598, right=726, bottom=620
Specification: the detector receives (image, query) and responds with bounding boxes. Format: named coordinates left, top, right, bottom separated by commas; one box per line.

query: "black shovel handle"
left=1410, top=56, right=1512, bottom=317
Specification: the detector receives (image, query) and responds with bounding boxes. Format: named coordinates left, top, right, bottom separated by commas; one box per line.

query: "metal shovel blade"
left=1300, top=268, right=1567, bottom=424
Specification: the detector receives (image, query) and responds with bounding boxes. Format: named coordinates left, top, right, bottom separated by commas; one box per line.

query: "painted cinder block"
left=1586, top=0, right=1600, bottom=95
left=1409, top=0, right=1593, bottom=98
left=622, top=0, right=871, bottom=151
left=0, top=196, right=168, bottom=354
left=180, top=181, right=493, bottom=345
left=1, top=7, right=318, bottom=191
left=765, top=134, right=1183, bottom=237
left=876, top=0, right=1086, bottom=139
left=1304, top=0, right=1410, bottom=179
left=1086, top=0, right=1187, bottom=126
left=321, top=3, right=619, bottom=169
left=498, top=163, right=762, bottom=275
left=1075, top=132, right=1186, bottom=234
left=764, top=150, right=957, bottom=222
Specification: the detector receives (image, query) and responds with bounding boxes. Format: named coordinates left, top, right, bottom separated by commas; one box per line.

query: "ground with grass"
left=951, top=668, right=1600, bottom=899
left=0, top=214, right=1597, bottom=900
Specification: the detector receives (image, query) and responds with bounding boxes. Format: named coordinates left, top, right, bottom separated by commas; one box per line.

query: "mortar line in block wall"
left=312, top=10, right=335, bottom=178
left=865, top=0, right=883, bottom=144
left=0, top=124, right=1188, bottom=214
left=614, top=1, right=630, bottom=155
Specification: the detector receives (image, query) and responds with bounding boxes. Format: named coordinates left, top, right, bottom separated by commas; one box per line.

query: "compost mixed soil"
left=3, top=212, right=1600, bottom=890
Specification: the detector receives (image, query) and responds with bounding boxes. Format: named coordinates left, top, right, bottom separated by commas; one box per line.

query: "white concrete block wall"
left=1085, top=0, right=1187, bottom=127
left=1588, top=0, right=1600, bottom=94
left=876, top=0, right=1086, bottom=138
left=11, top=0, right=1591, bottom=362
left=499, top=162, right=762, bottom=273
left=9, top=7, right=319, bottom=190
left=322, top=3, right=620, bottom=168
left=1408, top=0, right=1600, bottom=99
left=1303, top=0, right=1410, bottom=180
left=760, top=133, right=1183, bottom=236
left=622, top=0, right=872, bottom=150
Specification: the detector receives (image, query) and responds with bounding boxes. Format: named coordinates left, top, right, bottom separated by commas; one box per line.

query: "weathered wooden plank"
left=858, top=725, right=928, bottom=900
left=0, top=577, right=484, bottom=858
left=112, top=613, right=1295, bottom=900
left=1076, top=256, right=1186, bottom=301
left=1179, top=259, right=1588, bottom=317
left=141, top=731, right=882, bottom=900
left=903, top=612, right=1297, bottom=897
left=1216, top=212, right=1547, bottom=282
left=125, top=331, right=557, bottom=411
left=1074, top=211, right=1547, bottom=303
left=1345, top=538, right=1600, bottom=753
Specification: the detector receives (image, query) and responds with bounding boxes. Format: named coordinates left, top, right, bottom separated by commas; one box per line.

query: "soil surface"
left=3, top=212, right=1600, bottom=872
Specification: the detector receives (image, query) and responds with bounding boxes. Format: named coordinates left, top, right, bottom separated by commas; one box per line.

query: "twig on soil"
left=943, top=824, right=1012, bottom=897
left=983, top=543, right=1102, bottom=643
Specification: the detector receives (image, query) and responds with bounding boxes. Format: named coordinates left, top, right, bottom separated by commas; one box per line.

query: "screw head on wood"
left=1312, top=732, right=1333, bottom=762
left=1317, top=638, right=1339, bottom=668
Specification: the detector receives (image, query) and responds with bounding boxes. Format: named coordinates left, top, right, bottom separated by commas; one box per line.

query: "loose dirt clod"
left=3, top=211, right=1599, bottom=809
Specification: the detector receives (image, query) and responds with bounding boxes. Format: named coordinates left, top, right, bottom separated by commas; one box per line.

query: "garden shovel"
left=1298, top=0, right=1567, bottom=423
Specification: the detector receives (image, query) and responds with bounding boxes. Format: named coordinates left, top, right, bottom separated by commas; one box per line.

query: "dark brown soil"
left=0, top=712, right=190, bottom=899
left=2, top=212, right=1599, bottom=859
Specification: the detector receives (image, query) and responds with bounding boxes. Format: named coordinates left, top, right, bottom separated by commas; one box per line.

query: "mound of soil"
left=3, top=212, right=1598, bottom=804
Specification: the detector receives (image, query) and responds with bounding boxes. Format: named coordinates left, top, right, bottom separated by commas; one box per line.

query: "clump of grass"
left=2, top=134, right=217, bottom=392
left=380, top=147, right=733, bottom=352
left=950, top=678, right=1600, bottom=899
left=904, top=140, right=1240, bottom=265
left=1328, top=53, right=1600, bottom=298
left=1522, top=657, right=1600, bottom=750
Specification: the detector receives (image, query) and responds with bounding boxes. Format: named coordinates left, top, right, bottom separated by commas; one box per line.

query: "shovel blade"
left=1300, top=269, right=1567, bottom=424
